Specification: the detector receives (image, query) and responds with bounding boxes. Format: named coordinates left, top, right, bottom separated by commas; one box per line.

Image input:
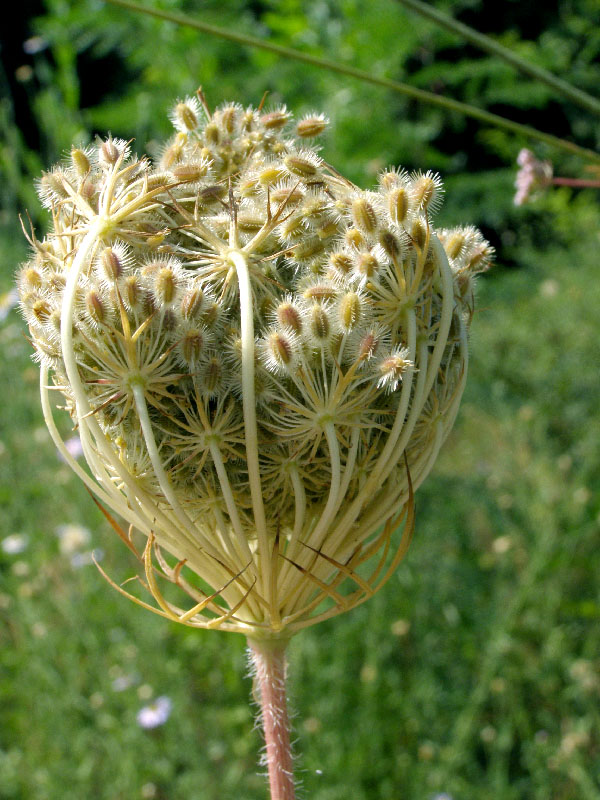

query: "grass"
left=1, top=190, right=599, bottom=799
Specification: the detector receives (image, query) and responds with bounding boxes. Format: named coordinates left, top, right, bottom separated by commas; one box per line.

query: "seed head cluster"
left=18, top=95, right=492, bottom=634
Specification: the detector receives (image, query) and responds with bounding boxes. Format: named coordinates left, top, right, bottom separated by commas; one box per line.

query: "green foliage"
left=1, top=1, right=599, bottom=798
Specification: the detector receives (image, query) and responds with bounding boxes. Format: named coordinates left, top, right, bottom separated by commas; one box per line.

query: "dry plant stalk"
left=17, top=91, right=492, bottom=798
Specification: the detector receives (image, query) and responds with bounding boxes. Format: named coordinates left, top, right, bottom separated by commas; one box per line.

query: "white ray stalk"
left=40, top=366, right=148, bottom=533
left=228, top=248, right=270, bottom=599
left=209, top=441, right=256, bottom=568
left=281, top=421, right=342, bottom=615
left=131, top=383, right=225, bottom=563
left=287, top=464, right=306, bottom=555
left=322, top=309, right=417, bottom=553
left=326, top=237, right=455, bottom=554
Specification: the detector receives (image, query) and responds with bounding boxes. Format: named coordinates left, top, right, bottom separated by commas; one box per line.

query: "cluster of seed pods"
left=18, top=95, right=492, bottom=633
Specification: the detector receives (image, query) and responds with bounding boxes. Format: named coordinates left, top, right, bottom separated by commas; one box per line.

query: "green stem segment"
left=248, top=638, right=295, bottom=800
left=102, top=0, right=600, bottom=165
left=399, top=0, right=600, bottom=118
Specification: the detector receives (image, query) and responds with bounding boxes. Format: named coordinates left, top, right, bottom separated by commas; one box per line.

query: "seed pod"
left=266, top=330, right=295, bottom=369
left=71, top=148, right=90, bottom=177
left=237, top=214, right=265, bottom=233
left=123, top=276, right=141, bottom=310
left=411, top=171, right=443, bottom=213
left=173, top=101, right=198, bottom=132
left=204, top=122, right=220, bottom=146
left=329, top=251, right=353, bottom=277
left=444, top=230, right=468, bottom=261
left=296, top=115, right=328, bottom=138
left=379, top=170, right=403, bottom=191
left=239, top=178, right=260, bottom=198
left=351, top=197, right=377, bottom=234
left=303, top=284, right=337, bottom=302
left=161, top=139, right=185, bottom=169
left=293, top=237, right=324, bottom=262
left=260, top=109, right=291, bottom=129
left=32, top=298, right=53, bottom=324
left=180, top=328, right=204, bottom=365
left=338, top=292, right=362, bottom=332
left=172, top=162, right=209, bottom=183
left=378, top=229, right=401, bottom=260
left=241, top=109, right=257, bottom=131
left=160, top=308, right=178, bottom=332
left=377, top=348, right=412, bottom=392
left=276, top=302, right=303, bottom=334
left=280, top=215, right=306, bottom=242
left=181, top=287, right=204, bottom=320
left=356, top=328, right=384, bottom=362
left=47, top=272, right=66, bottom=292
left=309, top=303, right=330, bottom=342
left=220, top=104, right=238, bottom=134
left=40, top=172, right=70, bottom=201
left=410, top=217, right=428, bottom=250
left=99, top=139, right=121, bottom=166
left=198, top=185, right=227, bottom=205
left=300, top=195, right=331, bottom=224
left=80, top=179, right=96, bottom=202
left=356, top=252, right=378, bottom=280
left=259, top=166, right=285, bottom=186
left=154, top=267, right=178, bottom=306
left=271, top=185, right=304, bottom=205
left=345, top=228, right=364, bottom=249
left=388, top=187, right=410, bottom=224
left=85, top=290, right=107, bottom=325
left=99, top=247, right=123, bottom=281
left=466, top=243, right=493, bottom=274
left=317, top=221, right=339, bottom=240
left=201, top=301, right=220, bottom=328
left=18, top=266, right=43, bottom=291
left=202, top=355, right=226, bottom=397
left=285, top=154, right=320, bottom=178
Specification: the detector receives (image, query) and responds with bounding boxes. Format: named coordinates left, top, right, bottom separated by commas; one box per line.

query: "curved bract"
left=18, top=96, right=492, bottom=635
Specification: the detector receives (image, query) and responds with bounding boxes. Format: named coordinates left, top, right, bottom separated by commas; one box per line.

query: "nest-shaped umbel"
left=18, top=96, right=492, bottom=635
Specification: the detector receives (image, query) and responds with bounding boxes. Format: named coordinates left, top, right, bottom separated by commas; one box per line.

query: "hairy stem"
left=248, top=638, right=296, bottom=800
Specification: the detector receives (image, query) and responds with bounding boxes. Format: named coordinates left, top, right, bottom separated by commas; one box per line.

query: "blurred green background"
left=1, top=1, right=599, bottom=798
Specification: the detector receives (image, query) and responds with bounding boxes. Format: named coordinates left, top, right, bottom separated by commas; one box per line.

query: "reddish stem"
left=551, top=177, right=600, bottom=188
left=248, top=637, right=296, bottom=800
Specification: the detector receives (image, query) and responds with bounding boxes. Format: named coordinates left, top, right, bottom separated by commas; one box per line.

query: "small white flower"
left=70, top=548, right=104, bottom=569
left=0, top=289, right=18, bottom=322
left=23, top=36, right=48, bottom=54
left=55, top=523, right=91, bottom=554
left=112, top=674, right=137, bottom=692
left=137, top=696, right=172, bottom=729
left=1, top=534, right=29, bottom=555
left=58, top=435, right=84, bottom=461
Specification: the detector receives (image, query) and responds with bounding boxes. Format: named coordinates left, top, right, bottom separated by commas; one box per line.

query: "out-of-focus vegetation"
left=1, top=2, right=599, bottom=798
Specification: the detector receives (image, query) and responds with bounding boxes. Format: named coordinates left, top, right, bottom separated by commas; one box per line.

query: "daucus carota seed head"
left=18, top=95, right=492, bottom=637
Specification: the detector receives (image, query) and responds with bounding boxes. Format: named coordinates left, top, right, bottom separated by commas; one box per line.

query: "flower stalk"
left=248, top=637, right=296, bottom=800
